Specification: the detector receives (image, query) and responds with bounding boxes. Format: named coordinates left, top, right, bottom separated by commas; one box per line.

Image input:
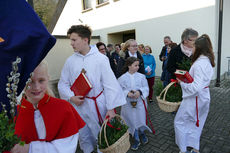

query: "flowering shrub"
left=0, top=57, right=24, bottom=152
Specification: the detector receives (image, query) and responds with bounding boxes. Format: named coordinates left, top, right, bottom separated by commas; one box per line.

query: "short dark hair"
left=96, top=42, right=106, bottom=49
left=164, top=36, right=171, bottom=40
left=67, top=25, right=92, bottom=44
left=168, top=42, right=177, bottom=49
left=115, top=44, right=121, bottom=48
left=122, top=57, right=139, bottom=74
left=107, top=44, right=113, bottom=48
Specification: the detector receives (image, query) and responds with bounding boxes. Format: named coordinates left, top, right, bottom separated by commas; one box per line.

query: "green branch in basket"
left=98, top=117, right=129, bottom=149
left=154, top=80, right=182, bottom=102
left=177, top=57, right=192, bottom=71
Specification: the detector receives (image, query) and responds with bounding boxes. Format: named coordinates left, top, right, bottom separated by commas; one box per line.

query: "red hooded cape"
left=15, top=94, right=85, bottom=143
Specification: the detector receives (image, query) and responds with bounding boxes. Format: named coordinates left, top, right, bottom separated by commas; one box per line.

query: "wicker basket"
left=99, top=115, right=130, bottom=153
left=156, top=81, right=181, bottom=112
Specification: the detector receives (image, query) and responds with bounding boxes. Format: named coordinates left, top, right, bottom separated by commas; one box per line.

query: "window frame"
left=82, top=0, right=93, bottom=12
left=96, top=0, right=109, bottom=8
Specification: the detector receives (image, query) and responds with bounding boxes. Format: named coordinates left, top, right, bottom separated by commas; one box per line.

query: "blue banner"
left=0, top=0, right=56, bottom=113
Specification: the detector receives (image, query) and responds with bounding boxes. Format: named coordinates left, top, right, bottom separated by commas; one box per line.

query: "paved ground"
left=76, top=79, right=230, bottom=153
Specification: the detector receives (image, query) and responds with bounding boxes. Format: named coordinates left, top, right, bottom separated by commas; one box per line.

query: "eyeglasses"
left=188, top=38, right=196, bottom=42
left=130, top=45, right=138, bottom=48
left=99, top=48, right=106, bottom=51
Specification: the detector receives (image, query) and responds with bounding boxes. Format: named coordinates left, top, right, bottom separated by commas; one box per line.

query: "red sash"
left=196, top=86, right=209, bottom=127
left=141, top=97, right=155, bottom=134
left=86, top=90, right=104, bottom=125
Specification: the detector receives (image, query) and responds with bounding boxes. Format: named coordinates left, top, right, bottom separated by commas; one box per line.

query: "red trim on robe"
left=15, top=94, right=86, bottom=144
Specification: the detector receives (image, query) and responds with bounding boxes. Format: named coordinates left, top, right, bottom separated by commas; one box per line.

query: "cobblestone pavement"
left=76, top=79, right=230, bottom=153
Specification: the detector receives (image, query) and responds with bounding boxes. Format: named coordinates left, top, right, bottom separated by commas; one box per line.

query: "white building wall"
left=44, top=38, right=73, bottom=81
left=92, top=6, right=216, bottom=77
left=221, top=0, right=230, bottom=76
left=50, top=0, right=221, bottom=81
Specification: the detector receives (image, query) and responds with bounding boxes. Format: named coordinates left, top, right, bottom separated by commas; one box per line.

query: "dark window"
left=97, top=0, right=108, bottom=5
left=82, top=0, right=92, bottom=10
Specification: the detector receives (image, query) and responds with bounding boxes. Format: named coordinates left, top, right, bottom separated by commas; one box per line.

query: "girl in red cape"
left=11, top=61, right=85, bottom=153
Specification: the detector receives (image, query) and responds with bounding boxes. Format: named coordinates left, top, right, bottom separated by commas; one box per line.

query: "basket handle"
left=99, top=114, right=127, bottom=147
left=159, top=81, right=176, bottom=101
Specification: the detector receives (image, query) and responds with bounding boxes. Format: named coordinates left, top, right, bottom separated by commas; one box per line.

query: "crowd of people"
left=11, top=25, right=215, bottom=153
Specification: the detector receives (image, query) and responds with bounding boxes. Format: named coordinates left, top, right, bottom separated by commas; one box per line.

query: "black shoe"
left=149, top=99, right=153, bottom=103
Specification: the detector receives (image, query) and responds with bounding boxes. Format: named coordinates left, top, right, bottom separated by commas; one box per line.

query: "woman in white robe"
left=118, top=57, right=151, bottom=151
left=174, top=34, right=215, bottom=153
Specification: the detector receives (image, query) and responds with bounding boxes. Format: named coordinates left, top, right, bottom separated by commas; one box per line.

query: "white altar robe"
left=174, top=55, right=214, bottom=152
left=58, top=45, right=126, bottom=152
left=118, top=72, right=151, bottom=136
left=29, top=110, right=79, bottom=153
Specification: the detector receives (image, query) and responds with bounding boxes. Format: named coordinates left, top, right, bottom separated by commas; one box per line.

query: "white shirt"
left=29, top=110, right=79, bottom=153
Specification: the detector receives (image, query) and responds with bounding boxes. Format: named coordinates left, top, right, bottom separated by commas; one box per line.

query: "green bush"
left=154, top=79, right=182, bottom=102
left=0, top=108, right=23, bottom=152
left=98, top=117, right=129, bottom=149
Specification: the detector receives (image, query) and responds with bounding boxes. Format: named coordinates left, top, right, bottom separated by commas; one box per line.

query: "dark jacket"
left=159, top=45, right=168, bottom=70
left=159, top=45, right=167, bottom=61
left=166, top=44, right=191, bottom=79
left=117, top=51, right=145, bottom=78
left=111, top=52, right=120, bottom=78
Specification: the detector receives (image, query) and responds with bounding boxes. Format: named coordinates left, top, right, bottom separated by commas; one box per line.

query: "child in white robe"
left=58, top=25, right=126, bottom=153
left=118, top=57, right=152, bottom=151
left=174, top=34, right=215, bottom=153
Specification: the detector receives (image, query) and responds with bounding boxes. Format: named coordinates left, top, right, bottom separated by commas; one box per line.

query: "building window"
left=82, top=0, right=92, bottom=10
left=97, top=0, right=108, bottom=5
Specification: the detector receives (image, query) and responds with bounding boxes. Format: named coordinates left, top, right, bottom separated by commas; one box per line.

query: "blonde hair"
left=25, top=60, right=55, bottom=97
left=39, top=61, right=55, bottom=97
left=122, top=39, right=136, bottom=52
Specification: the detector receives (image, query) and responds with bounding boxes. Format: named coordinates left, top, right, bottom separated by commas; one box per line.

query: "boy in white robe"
left=118, top=57, right=152, bottom=151
left=174, top=34, right=215, bottom=153
left=58, top=25, right=126, bottom=153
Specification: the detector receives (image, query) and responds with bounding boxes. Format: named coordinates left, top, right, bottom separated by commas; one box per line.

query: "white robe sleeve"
left=100, top=58, right=126, bottom=110
left=29, top=110, right=79, bottom=153
left=118, top=75, right=130, bottom=98
left=29, top=134, right=79, bottom=153
left=58, top=60, right=75, bottom=101
left=138, top=74, right=149, bottom=99
left=180, top=62, right=212, bottom=98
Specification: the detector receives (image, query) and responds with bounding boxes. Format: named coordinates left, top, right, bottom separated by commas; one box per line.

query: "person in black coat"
left=96, top=41, right=113, bottom=69
left=111, top=44, right=121, bottom=78
left=159, top=36, right=172, bottom=63
left=167, top=28, right=198, bottom=80
left=117, top=39, right=145, bottom=78
left=161, top=42, right=177, bottom=87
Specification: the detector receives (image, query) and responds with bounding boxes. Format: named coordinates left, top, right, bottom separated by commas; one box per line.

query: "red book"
left=174, top=69, right=193, bottom=83
left=70, top=73, right=93, bottom=96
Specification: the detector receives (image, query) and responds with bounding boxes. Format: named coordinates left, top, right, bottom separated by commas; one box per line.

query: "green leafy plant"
left=177, top=57, right=192, bottom=71
left=154, top=79, right=182, bottom=102
left=98, top=117, right=129, bottom=149
left=0, top=106, right=24, bottom=152
left=154, top=57, right=192, bottom=102
left=0, top=57, right=24, bottom=152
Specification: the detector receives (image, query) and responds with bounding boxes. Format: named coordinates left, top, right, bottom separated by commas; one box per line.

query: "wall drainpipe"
left=215, top=0, right=224, bottom=87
